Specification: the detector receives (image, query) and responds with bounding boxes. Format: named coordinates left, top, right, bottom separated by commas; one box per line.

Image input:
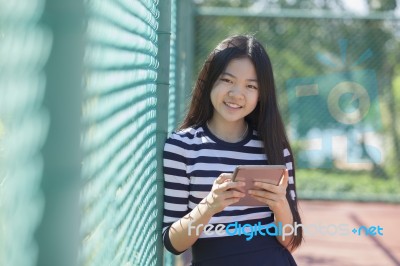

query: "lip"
left=224, top=101, right=243, bottom=109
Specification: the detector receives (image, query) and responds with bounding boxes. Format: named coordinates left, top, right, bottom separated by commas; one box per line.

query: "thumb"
left=215, top=173, right=233, bottom=184
left=279, top=169, right=289, bottom=186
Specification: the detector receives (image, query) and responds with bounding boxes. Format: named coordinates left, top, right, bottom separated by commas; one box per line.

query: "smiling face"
left=210, top=57, right=259, bottom=127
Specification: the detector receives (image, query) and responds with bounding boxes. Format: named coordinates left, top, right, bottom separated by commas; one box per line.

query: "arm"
left=167, top=175, right=245, bottom=252
left=162, top=138, right=245, bottom=254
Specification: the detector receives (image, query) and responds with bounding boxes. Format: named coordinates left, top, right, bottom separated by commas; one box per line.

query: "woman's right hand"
left=205, top=173, right=246, bottom=215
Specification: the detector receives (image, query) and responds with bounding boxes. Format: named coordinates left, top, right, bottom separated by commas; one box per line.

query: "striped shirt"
left=162, top=124, right=296, bottom=254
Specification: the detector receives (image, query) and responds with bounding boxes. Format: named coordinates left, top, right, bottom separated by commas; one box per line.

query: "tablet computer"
left=231, top=165, right=286, bottom=206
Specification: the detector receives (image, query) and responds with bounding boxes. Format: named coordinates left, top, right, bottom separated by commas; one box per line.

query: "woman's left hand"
left=248, top=169, right=289, bottom=212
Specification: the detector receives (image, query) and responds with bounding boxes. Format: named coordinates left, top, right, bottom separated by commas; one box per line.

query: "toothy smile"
left=224, top=102, right=242, bottom=108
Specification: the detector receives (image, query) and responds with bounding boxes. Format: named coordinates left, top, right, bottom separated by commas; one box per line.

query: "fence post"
left=175, top=0, right=194, bottom=125
left=35, top=0, right=84, bottom=266
left=156, top=0, right=171, bottom=265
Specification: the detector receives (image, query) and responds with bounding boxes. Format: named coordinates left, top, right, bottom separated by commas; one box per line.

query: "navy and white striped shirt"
left=162, top=124, right=296, bottom=254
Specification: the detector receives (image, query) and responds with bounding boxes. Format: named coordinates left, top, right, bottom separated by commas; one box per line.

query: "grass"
left=295, top=169, right=400, bottom=203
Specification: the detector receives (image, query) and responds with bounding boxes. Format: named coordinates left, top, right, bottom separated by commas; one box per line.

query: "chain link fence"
left=2, top=1, right=399, bottom=266
left=194, top=1, right=400, bottom=202
left=79, top=0, right=161, bottom=265
left=1, top=0, right=181, bottom=265
left=0, top=0, right=51, bottom=265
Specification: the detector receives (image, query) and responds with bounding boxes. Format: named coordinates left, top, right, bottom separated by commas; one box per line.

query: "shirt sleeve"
left=283, top=148, right=296, bottom=201
left=162, top=134, right=190, bottom=254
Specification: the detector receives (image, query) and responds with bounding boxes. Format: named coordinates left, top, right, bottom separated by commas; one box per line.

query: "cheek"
left=249, top=91, right=260, bottom=106
left=210, top=88, right=218, bottom=107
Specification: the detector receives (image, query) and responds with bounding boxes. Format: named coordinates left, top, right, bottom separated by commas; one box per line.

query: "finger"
left=279, top=169, right=289, bottom=187
left=229, top=186, right=246, bottom=193
left=249, top=195, right=271, bottom=206
left=225, top=189, right=246, bottom=199
left=215, top=180, right=245, bottom=193
left=248, top=189, right=277, bottom=201
left=215, top=173, right=233, bottom=184
left=226, top=197, right=241, bottom=206
left=225, top=181, right=245, bottom=189
left=253, top=182, right=288, bottom=195
left=253, top=169, right=289, bottom=191
left=253, top=181, right=279, bottom=192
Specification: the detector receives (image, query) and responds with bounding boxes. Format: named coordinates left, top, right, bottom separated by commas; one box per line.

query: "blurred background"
left=0, top=0, right=399, bottom=266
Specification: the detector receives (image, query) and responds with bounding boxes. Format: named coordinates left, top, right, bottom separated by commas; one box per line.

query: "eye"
left=247, top=84, right=258, bottom=90
left=220, top=78, right=232, bottom=83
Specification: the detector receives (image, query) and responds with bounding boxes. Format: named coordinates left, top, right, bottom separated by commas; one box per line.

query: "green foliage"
left=296, top=169, right=400, bottom=202
left=195, top=0, right=254, bottom=8
left=194, top=0, right=400, bottom=178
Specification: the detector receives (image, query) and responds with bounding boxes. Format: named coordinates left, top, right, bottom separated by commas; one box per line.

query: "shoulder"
left=168, top=125, right=203, bottom=139
left=165, top=125, right=205, bottom=147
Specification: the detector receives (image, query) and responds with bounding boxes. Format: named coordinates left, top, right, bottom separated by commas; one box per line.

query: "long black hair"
left=180, top=35, right=303, bottom=250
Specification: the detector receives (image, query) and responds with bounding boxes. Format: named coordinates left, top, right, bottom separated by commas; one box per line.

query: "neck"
left=206, top=120, right=248, bottom=143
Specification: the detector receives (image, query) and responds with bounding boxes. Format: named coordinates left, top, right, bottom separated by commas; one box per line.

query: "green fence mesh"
left=7, top=0, right=400, bottom=265
left=3, top=0, right=185, bottom=265
left=194, top=2, right=400, bottom=202
left=168, top=0, right=177, bottom=133
left=0, top=0, right=51, bottom=265
left=164, top=0, right=178, bottom=265
left=79, top=0, right=161, bottom=265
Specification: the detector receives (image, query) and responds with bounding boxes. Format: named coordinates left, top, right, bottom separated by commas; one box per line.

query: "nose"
left=228, top=85, right=244, bottom=98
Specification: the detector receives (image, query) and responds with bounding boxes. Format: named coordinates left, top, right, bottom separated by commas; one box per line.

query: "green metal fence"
left=79, top=0, right=160, bottom=265
left=0, top=0, right=52, bottom=265
left=194, top=1, right=400, bottom=202
left=2, top=0, right=400, bottom=265
left=1, top=0, right=189, bottom=265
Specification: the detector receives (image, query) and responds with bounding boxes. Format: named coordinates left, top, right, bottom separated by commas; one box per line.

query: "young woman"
left=162, top=35, right=303, bottom=265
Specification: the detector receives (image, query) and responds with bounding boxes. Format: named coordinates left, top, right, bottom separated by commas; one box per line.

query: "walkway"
left=293, top=200, right=400, bottom=266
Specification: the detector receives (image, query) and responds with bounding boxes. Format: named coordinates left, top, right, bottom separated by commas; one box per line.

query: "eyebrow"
left=221, top=72, right=258, bottom=82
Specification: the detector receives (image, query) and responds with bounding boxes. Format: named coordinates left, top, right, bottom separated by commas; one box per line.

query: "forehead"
left=223, top=57, right=257, bottom=80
